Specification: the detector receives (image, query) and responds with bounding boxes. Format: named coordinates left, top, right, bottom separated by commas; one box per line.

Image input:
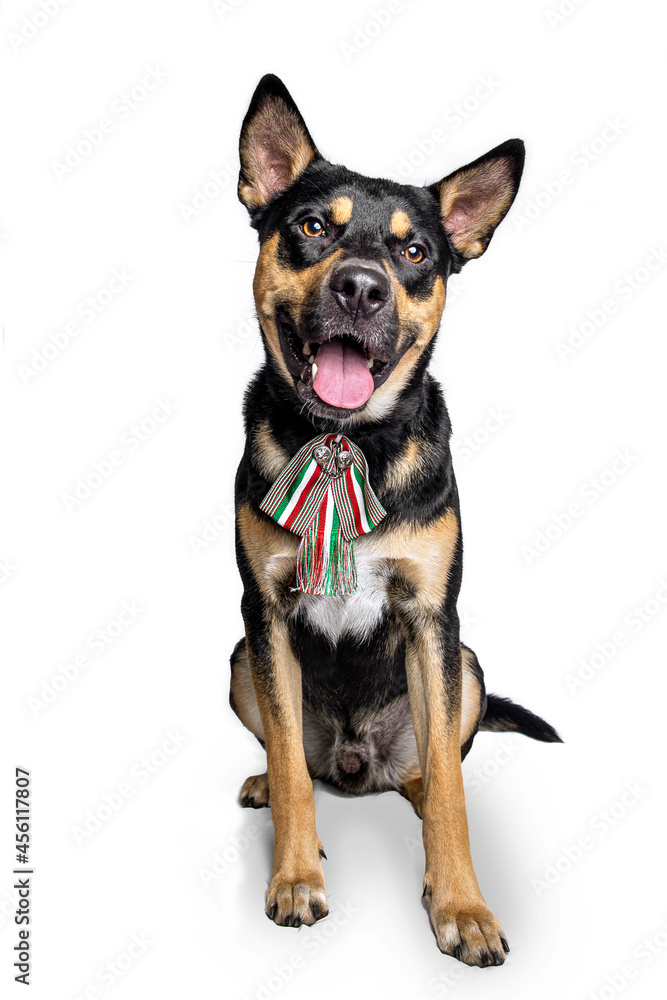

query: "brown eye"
left=404, top=244, right=425, bottom=263
left=302, top=218, right=326, bottom=237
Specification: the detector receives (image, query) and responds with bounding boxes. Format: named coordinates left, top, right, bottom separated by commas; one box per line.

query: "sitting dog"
left=230, top=74, right=561, bottom=966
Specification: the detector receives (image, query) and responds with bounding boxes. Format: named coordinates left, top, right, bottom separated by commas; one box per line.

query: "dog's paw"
left=265, top=869, right=328, bottom=927
left=423, top=887, right=509, bottom=966
left=239, top=772, right=270, bottom=808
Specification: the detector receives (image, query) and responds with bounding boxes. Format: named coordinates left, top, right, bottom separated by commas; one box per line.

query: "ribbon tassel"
left=260, top=433, right=386, bottom=596
left=294, top=487, right=357, bottom=596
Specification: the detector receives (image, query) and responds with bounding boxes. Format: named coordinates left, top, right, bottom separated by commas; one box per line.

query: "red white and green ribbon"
left=260, top=433, right=386, bottom=596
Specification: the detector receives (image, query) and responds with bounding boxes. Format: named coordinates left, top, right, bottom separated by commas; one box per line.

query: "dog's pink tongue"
left=313, top=339, right=374, bottom=409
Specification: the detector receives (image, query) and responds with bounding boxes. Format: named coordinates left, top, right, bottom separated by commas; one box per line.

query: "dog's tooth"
left=311, top=362, right=318, bottom=380
left=308, top=355, right=315, bottom=364
left=302, top=342, right=311, bottom=354
left=367, top=354, right=374, bottom=369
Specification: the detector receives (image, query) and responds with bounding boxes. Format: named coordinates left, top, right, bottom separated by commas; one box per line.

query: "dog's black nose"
left=330, top=262, right=390, bottom=319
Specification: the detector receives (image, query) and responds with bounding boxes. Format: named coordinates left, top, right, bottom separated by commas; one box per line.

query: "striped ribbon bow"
left=259, top=433, right=386, bottom=596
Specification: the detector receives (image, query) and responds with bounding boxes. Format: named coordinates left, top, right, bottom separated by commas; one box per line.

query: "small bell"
left=336, top=450, right=353, bottom=470
left=313, top=444, right=332, bottom=466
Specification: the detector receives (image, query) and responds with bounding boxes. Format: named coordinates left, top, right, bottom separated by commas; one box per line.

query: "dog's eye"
left=403, top=244, right=425, bottom=263
left=302, top=218, right=326, bottom=238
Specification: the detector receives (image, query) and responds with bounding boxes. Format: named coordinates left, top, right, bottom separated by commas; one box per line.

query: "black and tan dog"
left=230, top=74, right=561, bottom=967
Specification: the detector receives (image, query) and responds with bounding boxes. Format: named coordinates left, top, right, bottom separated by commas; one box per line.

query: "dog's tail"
left=479, top=694, right=563, bottom=743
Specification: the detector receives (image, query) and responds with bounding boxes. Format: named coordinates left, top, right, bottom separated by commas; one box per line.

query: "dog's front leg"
left=243, top=604, right=328, bottom=927
left=401, top=606, right=509, bottom=966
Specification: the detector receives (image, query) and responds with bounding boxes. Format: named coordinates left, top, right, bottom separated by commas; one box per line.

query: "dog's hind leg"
left=400, top=773, right=425, bottom=817
left=230, top=640, right=271, bottom=809
left=239, top=772, right=270, bottom=808
left=230, top=637, right=265, bottom=743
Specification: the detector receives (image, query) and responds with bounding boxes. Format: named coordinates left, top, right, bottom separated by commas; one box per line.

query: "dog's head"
left=238, top=74, right=524, bottom=426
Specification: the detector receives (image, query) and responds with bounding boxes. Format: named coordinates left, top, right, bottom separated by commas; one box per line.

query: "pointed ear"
left=430, top=139, right=525, bottom=262
left=238, top=74, right=319, bottom=213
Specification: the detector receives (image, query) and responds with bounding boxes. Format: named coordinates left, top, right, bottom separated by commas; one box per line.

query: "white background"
left=1, top=1, right=666, bottom=998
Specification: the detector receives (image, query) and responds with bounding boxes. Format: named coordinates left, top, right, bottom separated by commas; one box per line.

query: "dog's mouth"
left=277, top=312, right=395, bottom=412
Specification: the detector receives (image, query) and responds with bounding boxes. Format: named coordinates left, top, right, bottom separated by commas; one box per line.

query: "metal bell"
left=313, top=444, right=332, bottom=466
left=335, top=450, right=353, bottom=470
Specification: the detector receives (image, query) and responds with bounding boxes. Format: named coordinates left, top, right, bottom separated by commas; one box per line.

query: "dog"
left=229, top=74, right=561, bottom=967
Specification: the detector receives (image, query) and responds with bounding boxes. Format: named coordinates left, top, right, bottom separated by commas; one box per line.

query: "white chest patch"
left=293, top=545, right=388, bottom=644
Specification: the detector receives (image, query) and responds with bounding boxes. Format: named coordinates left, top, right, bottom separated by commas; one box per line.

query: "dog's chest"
left=292, top=541, right=388, bottom=644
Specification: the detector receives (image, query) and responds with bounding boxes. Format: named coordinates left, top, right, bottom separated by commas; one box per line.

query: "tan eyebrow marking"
left=390, top=209, right=413, bottom=240
left=327, top=196, right=353, bottom=225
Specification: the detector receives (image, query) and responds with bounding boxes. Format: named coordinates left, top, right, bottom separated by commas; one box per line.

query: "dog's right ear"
left=238, top=74, right=319, bottom=214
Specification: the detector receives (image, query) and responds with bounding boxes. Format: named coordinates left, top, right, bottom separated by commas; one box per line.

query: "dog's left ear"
left=430, top=139, right=525, bottom=262
left=238, top=74, right=320, bottom=213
